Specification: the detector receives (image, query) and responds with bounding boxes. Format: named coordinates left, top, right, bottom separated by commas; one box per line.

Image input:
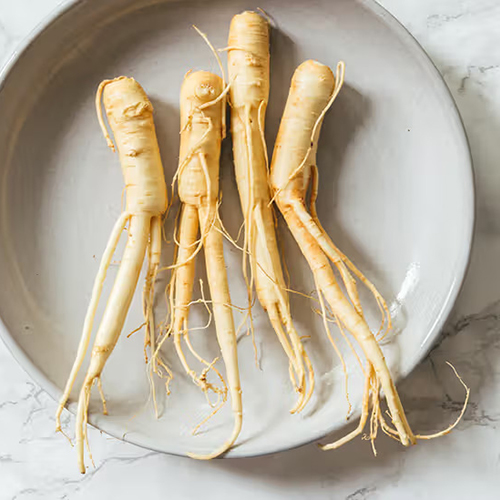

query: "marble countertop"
left=1, top=0, right=499, bottom=498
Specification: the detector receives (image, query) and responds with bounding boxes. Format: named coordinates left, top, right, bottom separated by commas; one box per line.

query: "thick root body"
left=59, top=77, right=167, bottom=473
left=270, top=60, right=417, bottom=449
left=165, top=70, right=242, bottom=458
left=228, top=11, right=313, bottom=410
left=270, top=58, right=468, bottom=451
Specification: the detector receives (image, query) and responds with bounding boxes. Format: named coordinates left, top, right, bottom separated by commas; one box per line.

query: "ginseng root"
left=270, top=60, right=468, bottom=451
left=55, top=77, right=168, bottom=473
left=227, top=11, right=314, bottom=413
left=154, top=70, right=242, bottom=459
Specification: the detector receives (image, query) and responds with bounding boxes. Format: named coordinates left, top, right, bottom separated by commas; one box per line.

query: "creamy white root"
left=270, top=60, right=416, bottom=449
left=55, top=210, right=130, bottom=436
left=271, top=59, right=469, bottom=451
left=189, top=205, right=242, bottom=460
left=75, top=214, right=150, bottom=470
left=57, top=77, right=167, bottom=473
left=156, top=71, right=242, bottom=459
left=228, top=11, right=313, bottom=412
left=144, top=215, right=163, bottom=360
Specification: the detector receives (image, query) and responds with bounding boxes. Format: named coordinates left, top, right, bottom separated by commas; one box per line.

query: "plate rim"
left=0, top=0, right=475, bottom=459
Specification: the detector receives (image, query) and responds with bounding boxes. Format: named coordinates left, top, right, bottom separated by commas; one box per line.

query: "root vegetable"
left=155, top=70, right=241, bottom=459
left=271, top=59, right=469, bottom=451
left=55, top=77, right=167, bottom=473
left=227, top=11, right=313, bottom=412
left=270, top=59, right=415, bottom=449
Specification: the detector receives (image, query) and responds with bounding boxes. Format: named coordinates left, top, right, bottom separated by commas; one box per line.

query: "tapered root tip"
left=318, top=440, right=345, bottom=451
left=75, top=379, right=94, bottom=475
left=187, top=413, right=242, bottom=460
left=289, top=387, right=306, bottom=415
left=55, top=409, right=63, bottom=432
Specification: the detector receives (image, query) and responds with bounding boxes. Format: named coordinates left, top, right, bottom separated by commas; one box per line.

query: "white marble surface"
left=0, top=0, right=499, bottom=498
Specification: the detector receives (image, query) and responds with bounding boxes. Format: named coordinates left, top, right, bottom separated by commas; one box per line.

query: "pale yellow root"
left=96, top=377, right=108, bottom=415
left=319, top=365, right=373, bottom=450
left=271, top=59, right=468, bottom=452
left=188, top=207, right=242, bottom=460
left=415, top=362, right=470, bottom=440
left=228, top=11, right=313, bottom=411
left=314, top=275, right=351, bottom=415
left=143, top=215, right=163, bottom=416
left=75, top=214, right=151, bottom=473
left=55, top=211, right=130, bottom=434
left=281, top=206, right=416, bottom=447
left=157, top=201, right=225, bottom=403
left=163, top=70, right=242, bottom=458
left=172, top=204, right=200, bottom=377
left=368, top=375, right=381, bottom=455
left=61, top=77, right=167, bottom=474
left=253, top=202, right=314, bottom=412
left=143, top=215, right=163, bottom=361
left=267, top=306, right=300, bottom=385
left=283, top=168, right=468, bottom=452
left=184, top=330, right=227, bottom=409
left=270, top=59, right=415, bottom=447
left=309, top=164, right=391, bottom=337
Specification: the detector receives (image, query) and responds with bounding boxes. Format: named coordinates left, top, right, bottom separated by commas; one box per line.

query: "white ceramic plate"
left=0, top=0, right=473, bottom=458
